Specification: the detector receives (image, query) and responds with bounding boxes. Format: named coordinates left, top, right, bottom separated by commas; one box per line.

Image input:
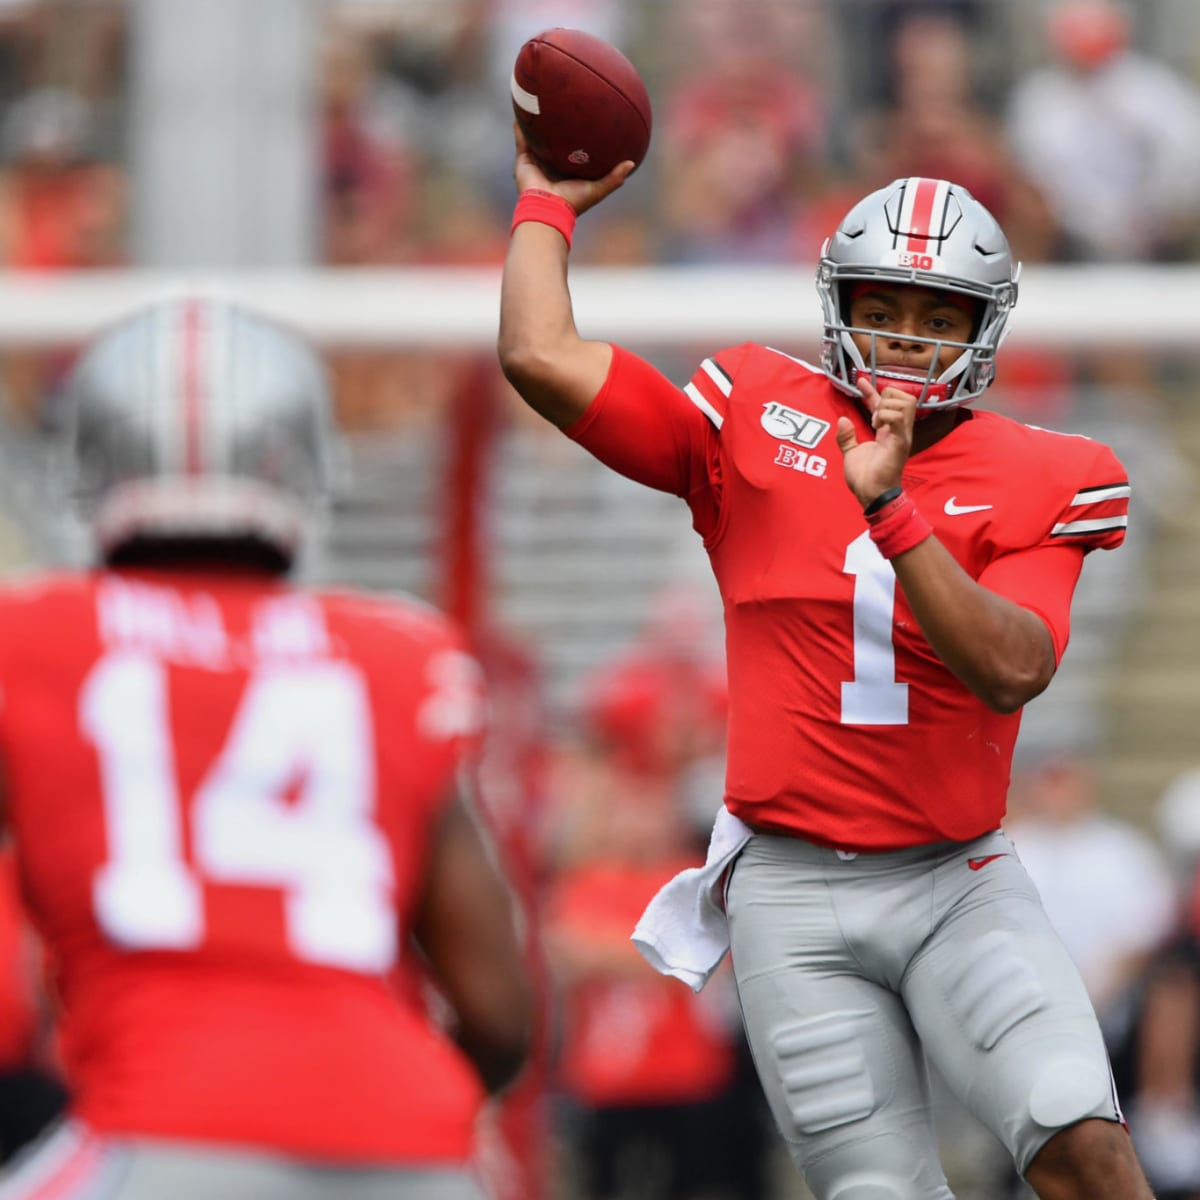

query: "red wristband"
left=511, top=188, right=577, bottom=249
left=864, top=490, right=933, bottom=560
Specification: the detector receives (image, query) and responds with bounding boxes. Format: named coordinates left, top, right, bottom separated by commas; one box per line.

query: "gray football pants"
left=0, top=1121, right=491, bottom=1200
left=725, top=828, right=1123, bottom=1200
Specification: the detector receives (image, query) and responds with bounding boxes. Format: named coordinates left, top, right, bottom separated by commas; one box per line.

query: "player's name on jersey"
left=96, top=576, right=333, bottom=669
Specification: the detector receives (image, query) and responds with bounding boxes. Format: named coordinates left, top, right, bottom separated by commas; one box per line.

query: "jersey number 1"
left=79, top=649, right=396, bottom=973
left=841, top=531, right=908, bottom=725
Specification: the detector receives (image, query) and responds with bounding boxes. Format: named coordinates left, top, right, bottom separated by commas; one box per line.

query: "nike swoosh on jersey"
left=967, top=854, right=1006, bottom=870
left=944, top=498, right=993, bottom=515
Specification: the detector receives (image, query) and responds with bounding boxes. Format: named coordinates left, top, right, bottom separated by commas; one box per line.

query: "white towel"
left=631, top=806, right=754, bottom=993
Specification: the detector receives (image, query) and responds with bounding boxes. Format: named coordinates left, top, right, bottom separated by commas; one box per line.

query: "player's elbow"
left=982, top=681, right=1041, bottom=714
left=497, top=332, right=603, bottom=429
left=978, top=656, right=1054, bottom=714
left=497, top=333, right=552, bottom=395
left=971, top=607, right=1056, bottom=713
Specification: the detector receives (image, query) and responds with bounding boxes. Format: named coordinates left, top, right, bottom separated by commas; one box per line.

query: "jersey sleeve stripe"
left=700, top=357, right=733, bottom=396
left=1051, top=516, right=1129, bottom=537
left=687, top=354, right=733, bottom=422
left=684, top=382, right=724, bottom=430
left=1070, top=483, right=1131, bottom=505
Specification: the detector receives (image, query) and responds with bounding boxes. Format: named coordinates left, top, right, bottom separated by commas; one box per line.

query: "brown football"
left=511, top=27, right=652, bottom=181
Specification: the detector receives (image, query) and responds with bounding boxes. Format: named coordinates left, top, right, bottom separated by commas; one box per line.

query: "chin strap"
left=851, top=368, right=951, bottom=405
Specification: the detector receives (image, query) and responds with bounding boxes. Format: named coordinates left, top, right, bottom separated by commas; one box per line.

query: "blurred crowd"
left=0, top=2, right=1199, bottom=1199
left=0, top=0, right=1195, bottom=426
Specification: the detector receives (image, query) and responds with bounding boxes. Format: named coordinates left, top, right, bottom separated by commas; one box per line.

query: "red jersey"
left=0, top=568, right=488, bottom=1162
left=569, top=345, right=1129, bottom=850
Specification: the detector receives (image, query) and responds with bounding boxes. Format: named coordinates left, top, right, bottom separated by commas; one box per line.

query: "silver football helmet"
left=63, top=297, right=334, bottom=569
left=816, top=176, right=1020, bottom=411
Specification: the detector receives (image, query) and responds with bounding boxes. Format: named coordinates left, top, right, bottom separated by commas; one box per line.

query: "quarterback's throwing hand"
left=836, top=376, right=916, bottom=508
left=513, top=122, right=634, bottom=217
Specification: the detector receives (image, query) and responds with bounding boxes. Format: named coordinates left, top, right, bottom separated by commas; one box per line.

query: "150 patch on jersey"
left=761, top=402, right=830, bottom=448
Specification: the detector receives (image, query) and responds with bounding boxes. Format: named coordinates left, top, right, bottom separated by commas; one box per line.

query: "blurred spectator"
left=417, top=175, right=509, bottom=265
left=542, top=780, right=743, bottom=1200
left=825, top=0, right=996, bottom=122
left=471, top=633, right=557, bottom=1200
left=0, top=85, right=125, bottom=426
left=320, top=7, right=520, bottom=436
left=1158, top=767, right=1200, bottom=907
left=539, top=585, right=774, bottom=1200
left=848, top=9, right=1056, bottom=264
left=655, top=0, right=829, bottom=263
left=1006, top=0, right=1200, bottom=262
left=1101, top=766, right=1200, bottom=1200
left=0, top=86, right=123, bottom=271
left=572, top=584, right=727, bottom=836
left=1121, top=947, right=1200, bottom=1200
left=0, top=1, right=126, bottom=116
left=584, top=593, right=722, bottom=768
left=321, top=23, right=418, bottom=265
left=331, top=0, right=634, bottom=224
left=319, top=18, right=426, bottom=435
left=1004, top=749, right=1178, bottom=1023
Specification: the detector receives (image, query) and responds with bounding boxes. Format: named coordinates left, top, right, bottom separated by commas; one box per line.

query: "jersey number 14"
left=79, top=649, right=397, bottom=973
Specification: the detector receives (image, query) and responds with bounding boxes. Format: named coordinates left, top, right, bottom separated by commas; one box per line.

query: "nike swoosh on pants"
left=967, top=854, right=1006, bottom=871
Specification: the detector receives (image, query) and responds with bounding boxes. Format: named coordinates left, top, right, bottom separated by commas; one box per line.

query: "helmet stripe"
left=901, top=177, right=948, bottom=253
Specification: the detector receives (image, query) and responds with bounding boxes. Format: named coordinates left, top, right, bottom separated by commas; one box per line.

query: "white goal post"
left=0, top=265, right=1192, bottom=351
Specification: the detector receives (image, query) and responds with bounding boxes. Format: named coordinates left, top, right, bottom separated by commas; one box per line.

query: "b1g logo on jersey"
left=774, top=445, right=827, bottom=477
left=761, top=402, right=830, bottom=448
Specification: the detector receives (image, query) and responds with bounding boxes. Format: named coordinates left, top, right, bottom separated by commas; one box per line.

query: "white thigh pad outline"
left=772, top=1010, right=878, bottom=1135
left=939, top=928, right=1046, bottom=1050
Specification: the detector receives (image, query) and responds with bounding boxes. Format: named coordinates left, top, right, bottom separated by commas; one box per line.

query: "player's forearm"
left=497, top=223, right=611, bottom=429
left=892, top=536, right=1056, bottom=713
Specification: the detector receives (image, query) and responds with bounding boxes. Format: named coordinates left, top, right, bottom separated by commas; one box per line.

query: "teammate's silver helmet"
left=816, top=176, right=1020, bottom=411
left=63, top=297, right=334, bottom=568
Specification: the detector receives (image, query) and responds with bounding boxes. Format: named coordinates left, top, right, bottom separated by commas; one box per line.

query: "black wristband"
left=863, top=485, right=903, bottom=516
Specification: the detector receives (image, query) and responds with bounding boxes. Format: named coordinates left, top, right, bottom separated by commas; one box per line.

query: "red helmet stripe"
left=901, top=177, right=946, bottom=253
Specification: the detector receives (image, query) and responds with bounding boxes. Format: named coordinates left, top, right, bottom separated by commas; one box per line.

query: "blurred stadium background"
left=1, top=2, right=1200, bottom=1198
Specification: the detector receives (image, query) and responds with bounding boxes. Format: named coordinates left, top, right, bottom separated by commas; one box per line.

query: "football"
left=510, top=27, right=652, bottom=181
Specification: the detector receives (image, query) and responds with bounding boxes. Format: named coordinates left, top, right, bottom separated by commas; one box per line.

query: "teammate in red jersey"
left=498, top=136, right=1152, bottom=1199
left=0, top=298, right=532, bottom=1199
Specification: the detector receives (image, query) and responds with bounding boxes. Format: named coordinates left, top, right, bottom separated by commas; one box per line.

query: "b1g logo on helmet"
left=882, top=248, right=945, bottom=272
left=761, top=402, right=830, bottom=449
